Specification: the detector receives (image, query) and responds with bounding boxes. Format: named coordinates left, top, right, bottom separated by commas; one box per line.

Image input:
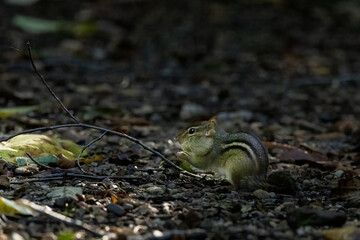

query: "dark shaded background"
left=1, top=1, right=360, bottom=239
left=2, top=0, right=360, bottom=130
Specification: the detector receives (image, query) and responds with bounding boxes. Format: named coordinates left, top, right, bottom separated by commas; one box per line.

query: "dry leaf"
left=323, top=226, right=360, bottom=240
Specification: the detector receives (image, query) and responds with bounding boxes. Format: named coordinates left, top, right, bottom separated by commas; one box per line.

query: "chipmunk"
left=176, top=116, right=269, bottom=187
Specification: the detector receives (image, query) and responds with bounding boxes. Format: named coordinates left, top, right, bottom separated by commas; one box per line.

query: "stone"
left=253, top=189, right=271, bottom=199
left=14, top=165, right=39, bottom=175
left=107, top=203, right=126, bottom=217
left=334, top=170, right=344, bottom=178
left=145, top=185, right=166, bottom=195
left=287, top=207, right=346, bottom=229
left=323, top=226, right=360, bottom=240
left=10, top=233, right=25, bottom=240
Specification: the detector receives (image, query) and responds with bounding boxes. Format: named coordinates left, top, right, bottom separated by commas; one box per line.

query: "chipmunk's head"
left=176, top=116, right=217, bottom=157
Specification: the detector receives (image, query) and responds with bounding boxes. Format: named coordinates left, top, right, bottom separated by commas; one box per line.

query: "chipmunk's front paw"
left=176, top=151, right=190, bottom=161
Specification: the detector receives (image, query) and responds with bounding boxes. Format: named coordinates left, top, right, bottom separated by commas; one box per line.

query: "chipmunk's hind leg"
left=224, top=155, right=258, bottom=187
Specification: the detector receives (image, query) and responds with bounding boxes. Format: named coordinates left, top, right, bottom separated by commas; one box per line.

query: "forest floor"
left=1, top=0, right=360, bottom=239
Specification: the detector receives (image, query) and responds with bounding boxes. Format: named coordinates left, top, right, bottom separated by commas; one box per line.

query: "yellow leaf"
left=0, top=105, right=39, bottom=118
left=0, top=134, right=101, bottom=168
left=0, top=196, right=37, bottom=216
left=323, top=226, right=360, bottom=240
left=111, top=194, right=118, bottom=203
left=81, top=154, right=103, bottom=164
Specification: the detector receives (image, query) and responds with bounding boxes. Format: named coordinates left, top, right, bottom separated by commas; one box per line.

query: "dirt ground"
left=1, top=0, right=360, bottom=239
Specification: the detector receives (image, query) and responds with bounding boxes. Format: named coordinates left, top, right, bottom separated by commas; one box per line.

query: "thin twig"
left=11, top=177, right=65, bottom=183
left=26, top=153, right=56, bottom=170
left=26, top=42, right=79, bottom=124
left=76, top=131, right=107, bottom=174
left=1, top=123, right=201, bottom=178
left=26, top=153, right=87, bottom=174
left=10, top=173, right=139, bottom=184
left=22, top=199, right=103, bottom=236
left=15, top=42, right=201, bottom=179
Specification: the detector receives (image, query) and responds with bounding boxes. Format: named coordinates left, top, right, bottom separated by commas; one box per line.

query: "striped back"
left=221, top=132, right=269, bottom=175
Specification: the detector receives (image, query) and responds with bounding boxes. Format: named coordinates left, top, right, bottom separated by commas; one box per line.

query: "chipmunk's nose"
left=174, top=140, right=182, bottom=148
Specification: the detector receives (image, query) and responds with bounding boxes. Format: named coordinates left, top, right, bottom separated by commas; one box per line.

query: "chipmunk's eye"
left=188, top=128, right=196, bottom=134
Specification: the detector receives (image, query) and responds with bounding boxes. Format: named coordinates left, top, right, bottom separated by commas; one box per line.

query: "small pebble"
left=253, top=189, right=270, bottom=199
left=146, top=186, right=166, bottom=195
left=302, top=179, right=311, bottom=189
left=107, top=203, right=126, bottom=216
left=10, top=233, right=25, bottom=240
left=193, top=192, right=202, bottom=198
left=334, top=170, right=344, bottom=178
left=122, top=202, right=134, bottom=210
left=14, top=165, right=39, bottom=175
left=167, top=183, right=176, bottom=189
left=297, top=227, right=306, bottom=236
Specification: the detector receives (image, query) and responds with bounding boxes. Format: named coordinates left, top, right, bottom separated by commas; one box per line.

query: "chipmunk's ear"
left=209, top=116, right=217, bottom=127
left=205, top=128, right=215, bottom=136
left=205, top=116, right=217, bottom=136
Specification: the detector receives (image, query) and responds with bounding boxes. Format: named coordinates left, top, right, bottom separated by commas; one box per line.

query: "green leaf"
left=0, top=134, right=80, bottom=164
left=57, top=229, right=76, bottom=240
left=16, top=155, right=59, bottom=166
left=47, top=186, right=83, bottom=200
left=12, top=15, right=97, bottom=37
left=0, top=105, right=39, bottom=118
left=0, top=134, right=98, bottom=168
left=71, top=22, right=97, bottom=38
left=0, top=196, right=38, bottom=216
left=12, top=15, right=63, bottom=34
left=5, top=0, right=39, bottom=6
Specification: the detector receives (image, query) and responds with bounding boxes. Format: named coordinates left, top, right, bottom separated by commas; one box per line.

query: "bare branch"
left=1, top=123, right=202, bottom=179
left=26, top=41, right=79, bottom=124
left=23, top=199, right=103, bottom=236
left=10, top=173, right=139, bottom=184
left=9, top=42, right=201, bottom=179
